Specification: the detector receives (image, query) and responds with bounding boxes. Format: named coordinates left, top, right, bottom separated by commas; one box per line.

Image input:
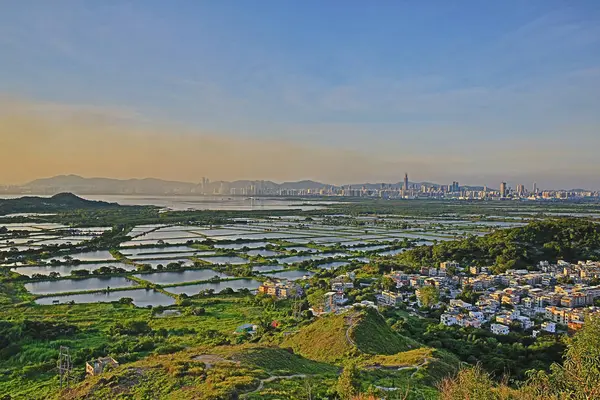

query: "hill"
left=0, top=193, right=120, bottom=215
left=282, top=307, right=419, bottom=363
left=55, top=345, right=339, bottom=400
left=25, top=175, right=198, bottom=195
left=398, top=218, right=600, bottom=272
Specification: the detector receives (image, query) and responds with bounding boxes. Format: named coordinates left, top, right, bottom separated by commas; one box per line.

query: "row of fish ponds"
left=9, top=223, right=430, bottom=307
left=28, top=267, right=318, bottom=306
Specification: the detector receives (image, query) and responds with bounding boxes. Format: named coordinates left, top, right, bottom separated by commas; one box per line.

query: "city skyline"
left=1, top=2, right=599, bottom=188
left=2, top=172, right=596, bottom=195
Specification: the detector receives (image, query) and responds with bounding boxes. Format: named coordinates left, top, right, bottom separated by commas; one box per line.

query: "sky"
left=1, top=1, right=599, bottom=189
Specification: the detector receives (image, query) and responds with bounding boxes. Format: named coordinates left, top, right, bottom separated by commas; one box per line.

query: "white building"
left=441, top=313, right=458, bottom=326
left=541, top=321, right=557, bottom=333
left=490, top=323, right=510, bottom=335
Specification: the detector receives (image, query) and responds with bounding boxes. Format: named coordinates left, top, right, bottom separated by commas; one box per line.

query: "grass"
left=281, top=312, right=355, bottom=363
left=351, top=308, right=420, bottom=355
left=245, top=375, right=339, bottom=400
left=58, top=347, right=261, bottom=400
left=364, top=347, right=435, bottom=368
left=233, top=347, right=339, bottom=376
left=0, top=295, right=290, bottom=399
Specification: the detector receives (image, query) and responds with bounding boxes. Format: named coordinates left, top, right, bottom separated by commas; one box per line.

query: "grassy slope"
left=282, top=307, right=420, bottom=363
left=233, top=347, right=338, bottom=376
left=281, top=312, right=355, bottom=363
left=351, top=307, right=420, bottom=354
left=0, top=296, right=270, bottom=399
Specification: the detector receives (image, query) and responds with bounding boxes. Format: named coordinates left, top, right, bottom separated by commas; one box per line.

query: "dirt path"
left=241, top=374, right=308, bottom=398
left=344, top=312, right=359, bottom=348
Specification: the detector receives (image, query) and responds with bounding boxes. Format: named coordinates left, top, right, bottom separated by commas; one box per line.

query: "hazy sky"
left=1, top=1, right=599, bottom=189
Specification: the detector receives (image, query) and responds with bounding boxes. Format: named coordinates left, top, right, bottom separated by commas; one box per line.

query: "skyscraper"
left=533, top=182, right=538, bottom=194
left=404, top=173, right=409, bottom=191
left=500, top=182, right=507, bottom=198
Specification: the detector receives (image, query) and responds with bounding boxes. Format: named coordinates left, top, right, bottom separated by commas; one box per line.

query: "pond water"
left=63, top=250, right=116, bottom=261
left=13, top=262, right=136, bottom=277
left=377, top=248, right=406, bottom=256
left=318, top=261, right=349, bottom=270
left=135, top=259, right=194, bottom=268
left=35, top=289, right=175, bottom=307
left=79, top=195, right=331, bottom=211
left=353, top=245, right=390, bottom=252
left=134, top=269, right=228, bottom=284
left=135, top=230, right=202, bottom=240
left=120, top=238, right=198, bottom=247
left=25, top=276, right=135, bottom=295
left=276, top=254, right=324, bottom=264
left=263, top=270, right=314, bottom=280
left=284, top=246, right=319, bottom=253
left=252, top=265, right=286, bottom=273
left=121, top=246, right=197, bottom=256
left=130, top=252, right=211, bottom=260
left=245, top=249, right=280, bottom=257
left=35, top=238, right=91, bottom=246
left=213, top=241, right=269, bottom=250
left=197, top=256, right=248, bottom=265
left=164, top=279, right=261, bottom=296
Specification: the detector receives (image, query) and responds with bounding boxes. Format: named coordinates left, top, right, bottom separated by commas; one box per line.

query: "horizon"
left=1, top=1, right=599, bottom=189
left=1, top=173, right=593, bottom=193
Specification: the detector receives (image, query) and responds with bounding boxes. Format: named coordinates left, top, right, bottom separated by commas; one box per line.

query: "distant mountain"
left=0, top=193, right=120, bottom=215
left=24, top=175, right=199, bottom=195
left=18, top=175, right=333, bottom=195
left=279, top=180, right=329, bottom=190
left=1, top=174, right=503, bottom=196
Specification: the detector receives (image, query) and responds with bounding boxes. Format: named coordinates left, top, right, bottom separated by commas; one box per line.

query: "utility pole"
left=58, top=346, right=72, bottom=389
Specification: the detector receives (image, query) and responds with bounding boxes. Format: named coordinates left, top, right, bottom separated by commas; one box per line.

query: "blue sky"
left=1, top=1, right=599, bottom=188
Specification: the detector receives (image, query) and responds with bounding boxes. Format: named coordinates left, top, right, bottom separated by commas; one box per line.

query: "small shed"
left=86, top=357, right=119, bottom=376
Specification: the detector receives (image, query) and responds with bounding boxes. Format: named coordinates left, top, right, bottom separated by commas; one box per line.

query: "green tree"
left=337, top=361, right=360, bottom=400
left=418, top=285, right=439, bottom=308
left=307, top=288, right=327, bottom=311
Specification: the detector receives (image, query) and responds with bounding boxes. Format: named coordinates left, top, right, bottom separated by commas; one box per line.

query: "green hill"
left=398, top=218, right=600, bottom=272
left=0, top=193, right=119, bottom=215
left=282, top=307, right=419, bottom=363
left=351, top=307, right=420, bottom=354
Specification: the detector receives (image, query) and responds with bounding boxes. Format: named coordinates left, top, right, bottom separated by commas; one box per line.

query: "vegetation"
left=282, top=309, right=354, bottom=363
left=351, top=307, right=418, bottom=355
left=439, top=316, right=600, bottom=399
left=0, top=193, right=121, bottom=215
left=398, top=218, right=600, bottom=272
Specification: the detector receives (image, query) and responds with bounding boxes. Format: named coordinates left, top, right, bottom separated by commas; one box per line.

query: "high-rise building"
left=404, top=173, right=409, bottom=191
left=500, top=182, right=507, bottom=198
left=516, top=184, right=525, bottom=196
left=533, top=182, right=538, bottom=194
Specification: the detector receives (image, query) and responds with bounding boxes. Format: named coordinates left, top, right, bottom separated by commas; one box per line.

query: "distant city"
left=0, top=174, right=598, bottom=201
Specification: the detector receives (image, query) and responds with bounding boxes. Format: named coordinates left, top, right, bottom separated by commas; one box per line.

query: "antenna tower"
left=57, top=346, right=72, bottom=389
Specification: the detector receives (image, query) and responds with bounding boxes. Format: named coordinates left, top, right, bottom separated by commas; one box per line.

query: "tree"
left=337, top=361, right=360, bottom=400
left=440, top=316, right=600, bottom=400
left=380, top=276, right=396, bottom=291
left=307, top=289, right=326, bottom=312
left=418, top=285, right=439, bottom=308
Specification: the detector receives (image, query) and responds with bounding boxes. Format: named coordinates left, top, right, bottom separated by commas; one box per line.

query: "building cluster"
left=175, top=174, right=600, bottom=200
left=257, top=280, right=303, bottom=299
left=376, top=260, right=600, bottom=336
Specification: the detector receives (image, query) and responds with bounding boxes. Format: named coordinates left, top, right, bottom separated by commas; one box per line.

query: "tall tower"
left=500, top=182, right=507, bottom=198
left=533, top=182, right=537, bottom=194
left=404, top=173, right=409, bottom=191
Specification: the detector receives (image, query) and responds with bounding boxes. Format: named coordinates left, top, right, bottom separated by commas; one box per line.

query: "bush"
left=154, top=344, right=184, bottom=355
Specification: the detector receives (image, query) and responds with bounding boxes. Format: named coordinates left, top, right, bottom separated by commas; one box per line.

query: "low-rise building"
left=376, top=290, right=403, bottom=307
left=490, top=323, right=510, bottom=335
left=86, top=357, right=119, bottom=376
left=258, top=280, right=303, bottom=299
left=541, top=321, right=556, bottom=333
